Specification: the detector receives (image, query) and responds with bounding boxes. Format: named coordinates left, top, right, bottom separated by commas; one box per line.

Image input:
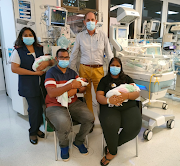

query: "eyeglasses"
left=58, top=56, right=70, bottom=60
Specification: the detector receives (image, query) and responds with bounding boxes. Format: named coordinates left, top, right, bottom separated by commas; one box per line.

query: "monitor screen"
left=151, top=22, right=160, bottom=32
left=51, top=9, right=66, bottom=26
left=118, top=28, right=127, bottom=38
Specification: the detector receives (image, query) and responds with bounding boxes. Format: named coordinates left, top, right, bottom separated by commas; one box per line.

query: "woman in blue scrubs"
left=10, top=27, right=54, bottom=145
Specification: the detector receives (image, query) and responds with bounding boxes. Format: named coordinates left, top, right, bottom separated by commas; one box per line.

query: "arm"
left=78, top=78, right=87, bottom=93
left=67, top=86, right=86, bottom=97
left=118, top=75, right=140, bottom=103
left=79, top=86, right=86, bottom=93
left=96, top=76, right=122, bottom=105
left=36, top=59, right=55, bottom=71
left=96, top=91, right=122, bottom=105
left=47, top=83, right=72, bottom=98
left=47, top=79, right=82, bottom=98
left=128, top=91, right=140, bottom=100
left=119, top=91, right=140, bottom=104
left=37, top=47, right=54, bottom=71
left=11, top=62, right=44, bottom=76
left=69, top=35, right=80, bottom=71
left=67, top=76, right=87, bottom=97
left=104, top=35, right=114, bottom=62
left=96, top=91, right=108, bottom=104
left=48, top=59, right=55, bottom=66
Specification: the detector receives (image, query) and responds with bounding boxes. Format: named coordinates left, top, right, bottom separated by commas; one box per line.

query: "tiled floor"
left=0, top=90, right=180, bottom=166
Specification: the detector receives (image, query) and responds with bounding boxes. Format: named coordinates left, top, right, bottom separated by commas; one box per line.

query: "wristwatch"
left=77, top=89, right=79, bottom=93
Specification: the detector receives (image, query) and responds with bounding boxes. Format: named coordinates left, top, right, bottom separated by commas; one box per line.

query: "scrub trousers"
left=25, top=96, right=43, bottom=136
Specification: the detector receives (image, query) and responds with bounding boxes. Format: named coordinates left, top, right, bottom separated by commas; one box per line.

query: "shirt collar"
left=95, top=29, right=98, bottom=34
left=55, top=65, right=70, bottom=74
left=85, top=28, right=98, bottom=35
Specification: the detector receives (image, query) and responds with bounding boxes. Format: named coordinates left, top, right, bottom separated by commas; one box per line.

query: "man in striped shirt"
left=45, top=49, right=94, bottom=161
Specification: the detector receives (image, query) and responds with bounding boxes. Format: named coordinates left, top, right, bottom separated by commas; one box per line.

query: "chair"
left=97, top=100, right=142, bottom=157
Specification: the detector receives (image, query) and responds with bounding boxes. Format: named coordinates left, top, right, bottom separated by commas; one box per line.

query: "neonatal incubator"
left=110, top=7, right=175, bottom=141
left=120, top=44, right=175, bottom=106
left=120, top=43, right=175, bottom=142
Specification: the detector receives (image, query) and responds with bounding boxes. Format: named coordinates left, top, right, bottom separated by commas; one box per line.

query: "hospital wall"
left=98, top=0, right=109, bottom=36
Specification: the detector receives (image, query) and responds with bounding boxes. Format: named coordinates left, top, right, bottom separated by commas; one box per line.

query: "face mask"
left=110, top=66, right=121, bottom=76
left=86, top=21, right=96, bottom=31
left=58, top=60, right=69, bottom=68
left=23, top=37, right=35, bottom=46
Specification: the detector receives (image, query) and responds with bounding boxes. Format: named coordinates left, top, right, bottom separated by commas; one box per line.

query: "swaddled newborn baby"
left=56, top=77, right=88, bottom=107
left=106, top=83, right=140, bottom=107
left=32, top=55, right=54, bottom=71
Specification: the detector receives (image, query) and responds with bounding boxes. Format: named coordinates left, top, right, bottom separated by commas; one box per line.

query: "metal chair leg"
left=136, top=135, right=138, bottom=157
left=45, top=120, right=47, bottom=139
left=54, top=131, right=58, bottom=161
left=101, top=132, right=139, bottom=157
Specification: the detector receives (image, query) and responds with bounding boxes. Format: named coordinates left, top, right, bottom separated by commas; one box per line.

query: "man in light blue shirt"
left=70, top=12, right=113, bottom=120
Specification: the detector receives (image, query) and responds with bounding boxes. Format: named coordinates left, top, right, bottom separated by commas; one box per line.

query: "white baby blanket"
left=32, top=55, right=53, bottom=71
left=106, top=83, right=140, bottom=107
left=56, top=77, right=88, bottom=107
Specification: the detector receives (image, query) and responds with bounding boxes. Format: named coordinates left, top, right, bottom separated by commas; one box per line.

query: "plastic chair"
left=97, top=101, right=142, bottom=157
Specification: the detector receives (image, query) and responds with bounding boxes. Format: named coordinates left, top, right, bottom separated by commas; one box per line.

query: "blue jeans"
left=46, top=99, right=94, bottom=148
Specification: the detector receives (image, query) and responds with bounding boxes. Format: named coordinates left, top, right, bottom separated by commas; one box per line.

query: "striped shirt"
left=45, top=65, right=78, bottom=108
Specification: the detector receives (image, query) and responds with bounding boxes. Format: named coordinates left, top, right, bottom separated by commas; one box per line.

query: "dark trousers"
left=25, top=96, right=43, bottom=136
left=99, top=105, right=142, bottom=155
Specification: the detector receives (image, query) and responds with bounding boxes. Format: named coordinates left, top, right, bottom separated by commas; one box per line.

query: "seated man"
left=45, top=49, right=94, bottom=161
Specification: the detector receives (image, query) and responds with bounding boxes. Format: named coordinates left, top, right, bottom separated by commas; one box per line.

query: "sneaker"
left=73, top=142, right=88, bottom=155
left=61, top=146, right=70, bottom=161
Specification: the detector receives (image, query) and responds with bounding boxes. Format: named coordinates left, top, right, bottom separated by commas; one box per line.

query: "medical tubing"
left=67, top=107, right=74, bottom=150
left=41, top=83, right=74, bottom=141
left=67, top=107, right=74, bottom=132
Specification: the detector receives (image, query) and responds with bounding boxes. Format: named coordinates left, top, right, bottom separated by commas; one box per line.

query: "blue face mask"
left=86, top=21, right=96, bottom=31
left=23, top=37, right=35, bottom=46
left=58, top=60, right=69, bottom=68
left=110, top=66, right=121, bottom=76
